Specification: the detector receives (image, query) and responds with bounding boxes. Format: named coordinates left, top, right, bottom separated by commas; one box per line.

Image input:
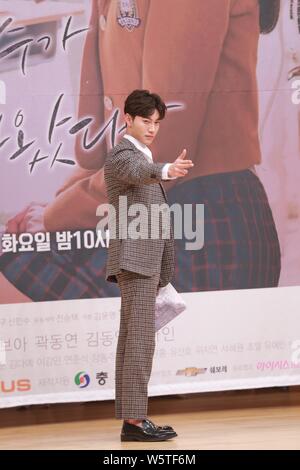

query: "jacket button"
left=104, top=96, right=113, bottom=111
left=99, top=15, right=107, bottom=31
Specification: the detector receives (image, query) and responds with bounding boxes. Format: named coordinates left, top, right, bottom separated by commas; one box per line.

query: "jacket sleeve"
left=74, top=0, right=107, bottom=170
left=44, top=0, right=107, bottom=231
left=109, top=149, right=165, bottom=185
left=143, top=0, right=236, bottom=180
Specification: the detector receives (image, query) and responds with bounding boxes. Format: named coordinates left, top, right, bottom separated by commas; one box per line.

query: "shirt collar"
left=123, top=134, right=153, bottom=162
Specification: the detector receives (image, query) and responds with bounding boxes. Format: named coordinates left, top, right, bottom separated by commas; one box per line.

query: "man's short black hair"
left=124, top=89, right=167, bottom=120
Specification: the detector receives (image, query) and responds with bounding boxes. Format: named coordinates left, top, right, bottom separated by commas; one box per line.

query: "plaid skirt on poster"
left=0, top=237, right=120, bottom=301
left=0, top=169, right=281, bottom=300
left=167, top=169, right=281, bottom=292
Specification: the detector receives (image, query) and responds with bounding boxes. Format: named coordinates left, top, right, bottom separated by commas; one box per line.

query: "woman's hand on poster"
left=6, top=202, right=47, bottom=234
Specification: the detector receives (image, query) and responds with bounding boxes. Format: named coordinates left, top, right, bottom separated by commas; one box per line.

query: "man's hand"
left=167, top=149, right=193, bottom=178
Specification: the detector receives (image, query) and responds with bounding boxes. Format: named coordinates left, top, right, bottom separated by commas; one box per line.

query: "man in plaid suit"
left=104, top=90, right=193, bottom=442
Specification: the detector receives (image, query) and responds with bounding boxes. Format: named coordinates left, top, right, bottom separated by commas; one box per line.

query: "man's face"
left=125, top=109, right=161, bottom=146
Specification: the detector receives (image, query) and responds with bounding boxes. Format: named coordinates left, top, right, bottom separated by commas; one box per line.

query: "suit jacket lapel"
left=118, top=137, right=168, bottom=201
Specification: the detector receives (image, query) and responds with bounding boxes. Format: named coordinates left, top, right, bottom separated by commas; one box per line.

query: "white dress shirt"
left=124, top=134, right=176, bottom=180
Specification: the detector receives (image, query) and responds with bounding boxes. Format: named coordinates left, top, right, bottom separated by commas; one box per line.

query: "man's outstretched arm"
left=109, top=149, right=193, bottom=186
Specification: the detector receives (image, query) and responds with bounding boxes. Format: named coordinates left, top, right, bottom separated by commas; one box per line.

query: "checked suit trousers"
left=115, top=269, right=160, bottom=419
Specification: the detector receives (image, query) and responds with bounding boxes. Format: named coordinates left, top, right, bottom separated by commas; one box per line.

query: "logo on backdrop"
left=116, top=0, right=141, bottom=31
left=96, top=372, right=108, bottom=386
left=74, top=371, right=90, bottom=389
left=0, top=379, right=31, bottom=393
left=176, top=367, right=207, bottom=377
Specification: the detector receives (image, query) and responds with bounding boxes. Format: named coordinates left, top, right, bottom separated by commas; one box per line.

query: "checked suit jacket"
left=104, top=137, right=175, bottom=287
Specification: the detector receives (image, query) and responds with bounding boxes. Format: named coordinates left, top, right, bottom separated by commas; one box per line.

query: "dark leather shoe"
left=121, top=419, right=177, bottom=442
left=146, top=419, right=174, bottom=433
